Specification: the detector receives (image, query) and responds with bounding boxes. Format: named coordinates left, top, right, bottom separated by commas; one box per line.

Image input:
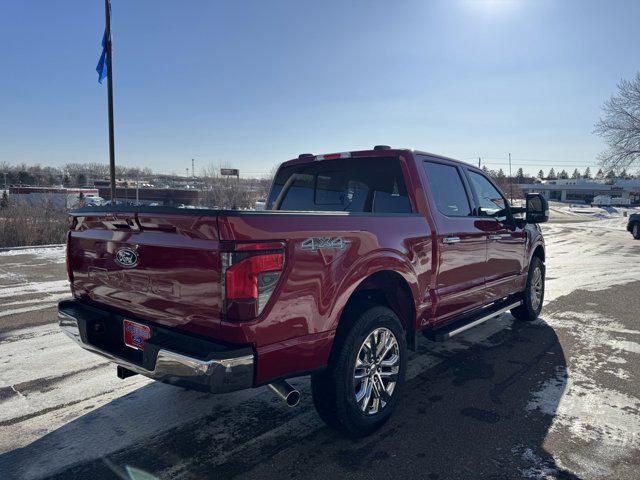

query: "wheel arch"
left=333, top=267, right=419, bottom=352
left=531, top=243, right=545, bottom=263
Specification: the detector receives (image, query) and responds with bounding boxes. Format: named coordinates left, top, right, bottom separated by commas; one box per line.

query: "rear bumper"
left=58, top=299, right=254, bottom=393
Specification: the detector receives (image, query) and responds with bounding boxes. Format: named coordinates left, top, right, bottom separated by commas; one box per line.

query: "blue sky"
left=0, top=0, right=639, bottom=177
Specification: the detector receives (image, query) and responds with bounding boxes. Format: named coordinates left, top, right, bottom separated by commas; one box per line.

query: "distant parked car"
left=83, top=196, right=105, bottom=207
left=592, top=195, right=631, bottom=207
left=627, top=213, right=640, bottom=239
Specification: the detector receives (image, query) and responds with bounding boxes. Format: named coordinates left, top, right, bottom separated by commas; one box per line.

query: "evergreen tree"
left=559, top=169, right=569, bottom=179
left=571, top=168, right=581, bottom=179
left=496, top=168, right=505, bottom=179
left=548, top=168, right=556, bottom=179
left=537, top=169, right=544, bottom=180
left=620, top=169, right=628, bottom=179
left=515, top=168, right=525, bottom=183
left=583, top=167, right=592, bottom=179
left=0, top=191, right=9, bottom=209
left=605, top=170, right=616, bottom=179
left=596, top=168, right=604, bottom=179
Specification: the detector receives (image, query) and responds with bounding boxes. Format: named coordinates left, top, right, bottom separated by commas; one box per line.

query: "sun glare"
left=462, top=0, right=520, bottom=18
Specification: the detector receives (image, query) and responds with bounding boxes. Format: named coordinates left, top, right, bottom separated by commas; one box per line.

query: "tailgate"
left=68, top=209, right=223, bottom=337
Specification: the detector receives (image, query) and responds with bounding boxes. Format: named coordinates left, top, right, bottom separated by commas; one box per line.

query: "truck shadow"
left=0, top=316, right=576, bottom=480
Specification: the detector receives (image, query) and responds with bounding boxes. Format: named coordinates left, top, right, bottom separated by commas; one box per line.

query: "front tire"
left=633, top=223, right=640, bottom=240
left=311, top=306, right=407, bottom=437
left=511, top=256, right=545, bottom=321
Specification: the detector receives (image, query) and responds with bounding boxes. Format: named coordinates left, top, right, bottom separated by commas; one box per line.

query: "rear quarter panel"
left=217, top=213, right=432, bottom=383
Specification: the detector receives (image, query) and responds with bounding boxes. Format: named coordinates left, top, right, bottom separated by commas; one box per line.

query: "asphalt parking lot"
left=1, top=218, right=639, bottom=480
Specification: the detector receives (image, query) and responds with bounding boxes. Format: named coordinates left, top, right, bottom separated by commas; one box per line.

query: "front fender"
left=526, top=224, right=545, bottom=267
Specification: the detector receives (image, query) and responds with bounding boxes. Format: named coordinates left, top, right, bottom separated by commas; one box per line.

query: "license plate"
left=123, top=319, right=151, bottom=350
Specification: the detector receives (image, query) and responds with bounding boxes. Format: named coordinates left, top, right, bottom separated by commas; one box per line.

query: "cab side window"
left=422, top=162, right=471, bottom=217
left=467, top=171, right=508, bottom=222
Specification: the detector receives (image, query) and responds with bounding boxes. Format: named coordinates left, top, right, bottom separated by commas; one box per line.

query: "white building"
left=520, top=178, right=640, bottom=204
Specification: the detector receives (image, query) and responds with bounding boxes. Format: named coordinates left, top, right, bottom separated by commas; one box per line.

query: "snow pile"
left=546, top=202, right=637, bottom=230
left=0, top=246, right=66, bottom=263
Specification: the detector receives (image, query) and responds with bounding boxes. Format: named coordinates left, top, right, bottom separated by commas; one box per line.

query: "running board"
left=426, top=299, right=523, bottom=342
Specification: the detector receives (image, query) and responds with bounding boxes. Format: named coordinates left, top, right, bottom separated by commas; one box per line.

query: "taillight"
left=221, top=242, right=286, bottom=321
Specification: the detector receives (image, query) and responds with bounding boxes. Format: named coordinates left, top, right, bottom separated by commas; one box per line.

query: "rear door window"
left=422, top=162, right=471, bottom=216
left=268, top=157, right=412, bottom=213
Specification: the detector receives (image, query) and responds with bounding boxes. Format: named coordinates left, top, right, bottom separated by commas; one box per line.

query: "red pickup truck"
left=59, top=146, right=548, bottom=436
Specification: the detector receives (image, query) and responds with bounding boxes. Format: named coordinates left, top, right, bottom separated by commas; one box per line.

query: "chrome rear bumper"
left=58, top=301, right=254, bottom=393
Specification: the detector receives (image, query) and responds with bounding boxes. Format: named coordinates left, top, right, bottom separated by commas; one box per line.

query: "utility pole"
left=104, top=0, right=117, bottom=205
left=478, top=157, right=481, bottom=168
left=2, top=172, right=7, bottom=192
left=508, top=153, right=513, bottom=203
left=192, top=158, right=195, bottom=179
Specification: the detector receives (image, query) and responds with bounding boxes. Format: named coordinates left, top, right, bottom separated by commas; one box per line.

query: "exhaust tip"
left=285, top=389, right=301, bottom=407
left=268, top=380, right=300, bottom=407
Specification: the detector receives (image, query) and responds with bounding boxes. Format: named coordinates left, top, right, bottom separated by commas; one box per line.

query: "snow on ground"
left=542, top=215, right=638, bottom=301
left=0, top=246, right=65, bottom=263
left=0, top=279, right=69, bottom=299
left=0, top=247, right=69, bottom=326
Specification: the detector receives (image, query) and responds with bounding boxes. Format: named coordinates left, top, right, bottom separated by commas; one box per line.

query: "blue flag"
left=96, top=30, right=108, bottom=84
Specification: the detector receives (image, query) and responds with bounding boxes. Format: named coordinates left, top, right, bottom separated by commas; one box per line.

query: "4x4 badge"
left=300, top=237, right=347, bottom=251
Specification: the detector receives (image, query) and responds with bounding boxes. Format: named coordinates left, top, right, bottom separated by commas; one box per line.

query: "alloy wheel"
left=530, top=266, right=543, bottom=310
left=353, top=327, right=400, bottom=415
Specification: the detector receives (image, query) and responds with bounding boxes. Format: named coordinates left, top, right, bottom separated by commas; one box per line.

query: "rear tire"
left=633, top=223, right=640, bottom=240
left=511, top=256, right=545, bottom=322
left=311, top=305, right=407, bottom=437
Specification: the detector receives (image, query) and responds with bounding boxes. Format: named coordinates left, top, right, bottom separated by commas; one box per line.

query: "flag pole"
left=104, top=0, right=117, bottom=204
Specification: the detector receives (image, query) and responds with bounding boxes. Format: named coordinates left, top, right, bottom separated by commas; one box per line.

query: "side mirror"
left=526, top=193, right=549, bottom=224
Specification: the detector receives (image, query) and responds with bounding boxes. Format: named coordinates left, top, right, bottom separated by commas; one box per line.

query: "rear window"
left=267, top=157, right=412, bottom=213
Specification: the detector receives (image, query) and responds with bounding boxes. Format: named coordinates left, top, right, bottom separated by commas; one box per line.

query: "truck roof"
left=280, top=147, right=472, bottom=169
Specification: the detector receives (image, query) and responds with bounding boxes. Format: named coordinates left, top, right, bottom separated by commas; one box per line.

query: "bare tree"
left=200, top=163, right=255, bottom=209
left=594, top=72, right=640, bottom=171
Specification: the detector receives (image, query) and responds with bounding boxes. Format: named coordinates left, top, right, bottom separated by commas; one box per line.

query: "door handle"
left=488, top=234, right=502, bottom=241
left=442, top=236, right=461, bottom=244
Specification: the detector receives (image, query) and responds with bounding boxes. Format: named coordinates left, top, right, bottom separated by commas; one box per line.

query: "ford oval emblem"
left=115, top=248, right=139, bottom=268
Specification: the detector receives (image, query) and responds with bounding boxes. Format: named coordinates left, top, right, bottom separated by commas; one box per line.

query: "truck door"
left=464, top=169, right=527, bottom=300
left=421, top=160, right=488, bottom=323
